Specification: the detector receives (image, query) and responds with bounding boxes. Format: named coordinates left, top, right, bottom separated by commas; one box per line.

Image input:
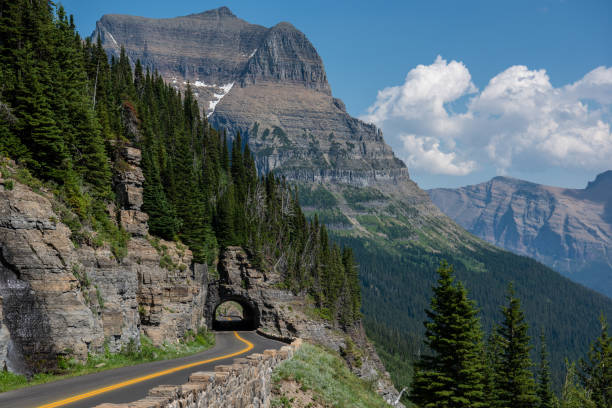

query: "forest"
left=0, top=0, right=360, bottom=328
left=408, top=262, right=611, bottom=408
left=334, top=233, right=612, bottom=402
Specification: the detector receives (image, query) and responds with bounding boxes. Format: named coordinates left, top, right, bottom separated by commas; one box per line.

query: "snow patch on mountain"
left=207, top=82, right=235, bottom=117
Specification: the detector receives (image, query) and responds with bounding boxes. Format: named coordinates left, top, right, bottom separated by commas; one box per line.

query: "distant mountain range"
left=429, top=172, right=612, bottom=297
left=93, top=7, right=612, bottom=387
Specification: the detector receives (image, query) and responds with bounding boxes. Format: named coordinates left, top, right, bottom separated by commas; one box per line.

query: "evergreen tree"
left=493, top=284, right=538, bottom=408
left=141, top=147, right=179, bottom=240
left=410, top=261, right=486, bottom=408
left=537, top=332, right=557, bottom=408
left=484, top=332, right=503, bottom=407
left=580, top=313, right=612, bottom=408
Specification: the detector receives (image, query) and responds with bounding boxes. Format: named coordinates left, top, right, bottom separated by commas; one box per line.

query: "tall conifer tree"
left=537, top=332, right=557, bottom=408
left=493, top=285, right=538, bottom=408
left=410, top=261, right=486, bottom=408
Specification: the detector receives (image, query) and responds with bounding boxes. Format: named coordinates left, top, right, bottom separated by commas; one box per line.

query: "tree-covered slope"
left=297, top=181, right=612, bottom=390
left=0, top=0, right=361, bottom=336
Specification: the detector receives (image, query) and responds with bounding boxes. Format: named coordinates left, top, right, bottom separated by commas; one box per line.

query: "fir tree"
left=493, top=284, right=538, bottom=408
left=537, top=332, right=557, bottom=408
left=410, top=261, right=486, bottom=408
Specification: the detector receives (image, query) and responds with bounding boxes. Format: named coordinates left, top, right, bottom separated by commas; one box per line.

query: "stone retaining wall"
left=94, top=338, right=303, bottom=408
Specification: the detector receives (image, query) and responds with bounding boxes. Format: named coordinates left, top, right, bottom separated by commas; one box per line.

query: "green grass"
left=271, top=343, right=389, bottom=408
left=0, top=328, right=215, bottom=393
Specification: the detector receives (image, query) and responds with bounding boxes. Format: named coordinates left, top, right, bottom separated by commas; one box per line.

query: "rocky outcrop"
left=206, top=247, right=403, bottom=405
left=0, top=152, right=207, bottom=375
left=429, top=172, right=612, bottom=297
left=93, top=339, right=303, bottom=408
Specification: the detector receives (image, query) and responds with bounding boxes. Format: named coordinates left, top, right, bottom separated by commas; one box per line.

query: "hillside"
left=429, top=172, right=612, bottom=297
left=93, top=6, right=612, bottom=391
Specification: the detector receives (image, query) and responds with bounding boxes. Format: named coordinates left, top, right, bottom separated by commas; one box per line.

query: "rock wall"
left=93, top=339, right=303, bottom=408
left=0, top=150, right=207, bottom=375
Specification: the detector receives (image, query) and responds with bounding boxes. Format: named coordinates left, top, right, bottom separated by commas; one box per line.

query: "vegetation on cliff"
left=0, top=0, right=360, bottom=327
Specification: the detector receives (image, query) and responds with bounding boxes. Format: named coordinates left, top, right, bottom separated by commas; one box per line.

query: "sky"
left=61, top=0, right=612, bottom=189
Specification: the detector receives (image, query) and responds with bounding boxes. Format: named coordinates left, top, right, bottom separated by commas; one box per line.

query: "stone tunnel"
left=209, top=291, right=260, bottom=331
left=204, top=247, right=263, bottom=332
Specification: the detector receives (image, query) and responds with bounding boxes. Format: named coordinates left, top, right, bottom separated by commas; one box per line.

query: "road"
left=0, top=331, right=286, bottom=408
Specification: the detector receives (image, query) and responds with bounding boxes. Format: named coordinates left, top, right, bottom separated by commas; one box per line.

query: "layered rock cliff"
left=0, top=150, right=207, bottom=375
left=429, top=172, right=612, bottom=297
left=92, top=6, right=461, bottom=252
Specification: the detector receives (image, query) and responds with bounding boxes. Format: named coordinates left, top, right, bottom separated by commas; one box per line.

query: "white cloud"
left=400, top=134, right=476, bottom=176
left=362, top=57, right=612, bottom=178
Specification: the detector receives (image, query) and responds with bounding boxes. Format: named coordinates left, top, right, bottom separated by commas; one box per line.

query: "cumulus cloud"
left=399, top=134, right=476, bottom=176
left=362, top=57, right=612, bottom=178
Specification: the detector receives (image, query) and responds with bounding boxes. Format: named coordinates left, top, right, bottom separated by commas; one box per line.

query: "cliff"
left=0, top=151, right=207, bottom=375
left=429, top=172, right=612, bottom=297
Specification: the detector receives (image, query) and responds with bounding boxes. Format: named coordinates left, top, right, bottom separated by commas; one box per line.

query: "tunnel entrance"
left=212, top=297, right=259, bottom=331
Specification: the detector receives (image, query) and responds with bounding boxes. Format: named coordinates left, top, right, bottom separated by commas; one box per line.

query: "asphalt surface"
left=0, top=331, right=286, bottom=408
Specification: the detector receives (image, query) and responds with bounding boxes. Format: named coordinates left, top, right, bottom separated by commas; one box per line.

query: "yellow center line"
left=37, top=331, right=254, bottom=408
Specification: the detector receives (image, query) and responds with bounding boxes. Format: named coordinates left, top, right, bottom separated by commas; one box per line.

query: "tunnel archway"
left=212, top=295, right=260, bottom=331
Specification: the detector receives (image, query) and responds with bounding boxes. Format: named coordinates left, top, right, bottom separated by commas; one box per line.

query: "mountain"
left=429, top=172, right=612, bottom=297
left=93, top=6, right=403, bottom=180
left=94, top=7, right=612, bottom=390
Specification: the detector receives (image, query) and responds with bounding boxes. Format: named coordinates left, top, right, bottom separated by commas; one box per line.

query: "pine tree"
left=410, top=261, right=486, bottom=408
left=342, top=247, right=361, bottom=322
left=580, top=313, right=612, bottom=408
left=493, top=284, right=538, bottom=408
left=141, top=148, right=180, bottom=240
left=484, top=332, right=503, bottom=407
left=537, top=332, right=557, bottom=408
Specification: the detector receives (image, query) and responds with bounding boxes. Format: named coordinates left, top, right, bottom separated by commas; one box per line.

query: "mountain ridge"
left=429, top=171, right=612, bottom=297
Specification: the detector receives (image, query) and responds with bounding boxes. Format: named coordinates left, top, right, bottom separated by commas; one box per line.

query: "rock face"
left=429, top=172, right=612, bottom=297
left=0, top=152, right=207, bottom=375
left=0, top=156, right=402, bottom=403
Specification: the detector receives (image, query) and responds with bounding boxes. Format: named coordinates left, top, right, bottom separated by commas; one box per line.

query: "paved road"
left=0, top=331, right=285, bottom=408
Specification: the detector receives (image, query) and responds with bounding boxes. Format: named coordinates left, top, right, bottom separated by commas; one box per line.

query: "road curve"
left=0, top=331, right=286, bottom=408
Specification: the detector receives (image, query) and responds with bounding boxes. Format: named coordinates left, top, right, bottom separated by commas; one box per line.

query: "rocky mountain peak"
left=587, top=170, right=612, bottom=190
left=241, top=20, right=330, bottom=92
left=187, top=6, right=236, bottom=19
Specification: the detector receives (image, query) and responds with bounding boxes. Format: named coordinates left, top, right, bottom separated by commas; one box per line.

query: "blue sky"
left=61, top=0, right=612, bottom=189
